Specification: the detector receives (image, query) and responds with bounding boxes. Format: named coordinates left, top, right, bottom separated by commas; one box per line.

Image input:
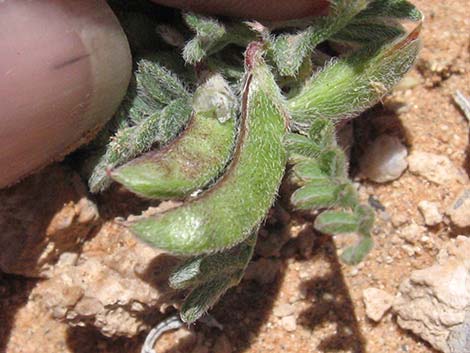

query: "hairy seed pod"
left=127, top=43, right=287, bottom=255
left=88, top=97, right=192, bottom=193
left=112, top=75, right=237, bottom=199
left=288, top=25, right=421, bottom=131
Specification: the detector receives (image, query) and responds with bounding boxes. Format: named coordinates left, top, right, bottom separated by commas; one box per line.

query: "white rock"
left=360, top=135, right=408, bottom=183
left=418, top=200, right=443, bottom=226
left=408, top=151, right=469, bottom=185
left=280, top=315, right=297, bottom=332
left=394, top=236, right=470, bottom=353
left=362, top=287, right=394, bottom=322
left=273, top=303, right=295, bottom=318
left=446, top=187, right=470, bottom=228
left=398, top=223, right=426, bottom=244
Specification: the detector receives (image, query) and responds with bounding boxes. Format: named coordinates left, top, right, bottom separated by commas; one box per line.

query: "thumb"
left=151, top=0, right=329, bottom=20
left=0, top=0, right=132, bottom=188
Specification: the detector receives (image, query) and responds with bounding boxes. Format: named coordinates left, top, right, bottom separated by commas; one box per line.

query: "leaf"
left=341, top=236, right=374, bottom=264
left=291, top=182, right=345, bottom=209
left=271, top=0, right=372, bottom=76
left=337, top=183, right=360, bottom=208
left=136, top=58, right=189, bottom=106
left=292, top=160, right=330, bottom=184
left=355, top=204, right=375, bottom=236
left=180, top=276, right=235, bottom=323
left=88, top=97, right=192, bottom=193
left=308, top=117, right=336, bottom=150
left=314, top=210, right=359, bottom=234
left=357, top=0, right=423, bottom=21
left=284, top=133, right=322, bottom=161
left=182, top=13, right=253, bottom=64
left=318, top=148, right=347, bottom=178
left=333, top=21, right=405, bottom=44
left=169, top=234, right=256, bottom=290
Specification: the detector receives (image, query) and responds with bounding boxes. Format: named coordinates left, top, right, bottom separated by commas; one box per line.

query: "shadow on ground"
left=0, top=274, right=37, bottom=353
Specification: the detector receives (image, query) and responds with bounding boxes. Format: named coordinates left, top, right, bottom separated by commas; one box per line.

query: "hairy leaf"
left=272, top=0, right=372, bottom=76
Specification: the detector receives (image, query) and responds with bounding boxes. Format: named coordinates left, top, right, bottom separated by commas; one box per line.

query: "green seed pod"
left=287, top=25, right=421, bottom=131
left=128, top=43, right=287, bottom=255
left=111, top=75, right=237, bottom=199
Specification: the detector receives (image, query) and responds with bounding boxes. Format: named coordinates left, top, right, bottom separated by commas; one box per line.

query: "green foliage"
left=271, top=0, right=372, bottom=76
left=172, top=233, right=257, bottom=322
left=182, top=12, right=254, bottom=64
left=89, top=97, right=191, bottom=193
left=288, top=27, right=421, bottom=131
left=85, top=0, right=423, bottom=326
left=136, top=58, right=189, bottom=107
left=128, top=45, right=287, bottom=255
left=331, top=0, right=422, bottom=45
left=111, top=75, right=237, bottom=199
left=87, top=55, right=192, bottom=193
left=357, top=0, right=423, bottom=21
left=287, top=117, right=374, bottom=264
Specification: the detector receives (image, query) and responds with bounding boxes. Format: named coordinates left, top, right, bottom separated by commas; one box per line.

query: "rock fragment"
left=418, top=200, right=443, bottom=226
left=359, top=135, right=408, bottom=183
left=39, top=221, right=180, bottom=337
left=362, top=287, right=393, bottom=322
left=446, top=187, right=470, bottom=228
left=398, top=223, right=425, bottom=244
left=394, top=236, right=470, bottom=353
left=0, top=165, right=99, bottom=278
left=408, top=151, right=468, bottom=185
left=273, top=303, right=295, bottom=318
left=280, top=315, right=297, bottom=332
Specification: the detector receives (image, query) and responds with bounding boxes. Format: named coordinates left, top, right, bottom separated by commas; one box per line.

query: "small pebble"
left=273, top=303, right=295, bottom=318
left=398, top=223, right=425, bottom=244
left=280, top=315, right=297, bottom=332
left=418, top=200, right=443, bottom=226
left=446, top=187, right=470, bottom=228
left=392, top=213, right=409, bottom=228
left=401, top=244, right=416, bottom=257
left=360, top=135, right=408, bottom=183
left=363, top=287, right=394, bottom=322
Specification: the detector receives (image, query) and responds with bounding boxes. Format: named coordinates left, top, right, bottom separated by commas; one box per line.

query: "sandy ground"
left=1, top=1, right=469, bottom=352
